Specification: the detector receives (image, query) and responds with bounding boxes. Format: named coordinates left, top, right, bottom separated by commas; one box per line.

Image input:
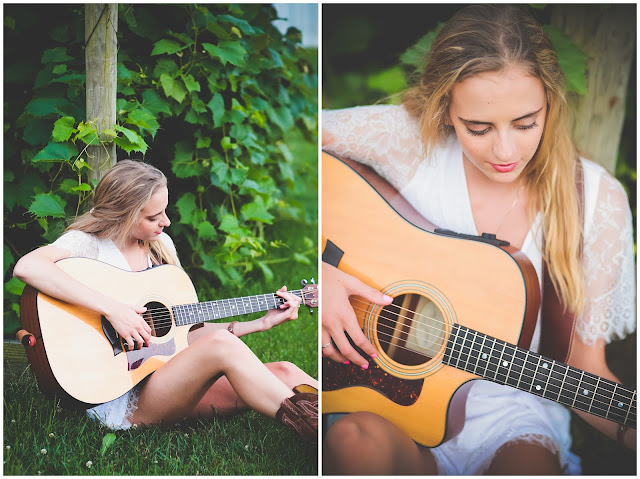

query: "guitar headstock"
left=300, top=279, right=318, bottom=313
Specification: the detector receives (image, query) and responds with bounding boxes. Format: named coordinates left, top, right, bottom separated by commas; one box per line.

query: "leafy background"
left=4, top=3, right=318, bottom=335
left=322, top=3, right=635, bottom=475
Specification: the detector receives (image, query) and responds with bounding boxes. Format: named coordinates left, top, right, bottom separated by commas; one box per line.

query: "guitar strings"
left=112, top=289, right=309, bottom=331
left=343, top=300, right=637, bottom=411
left=355, top=320, right=636, bottom=415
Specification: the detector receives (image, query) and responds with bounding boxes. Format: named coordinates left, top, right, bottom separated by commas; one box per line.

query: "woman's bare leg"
left=323, top=411, right=438, bottom=475
left=192, top=360, right=318, bottom=417
left=486, top=439, right=562, bottom=475
left=131, top=329, right=294, bottom=426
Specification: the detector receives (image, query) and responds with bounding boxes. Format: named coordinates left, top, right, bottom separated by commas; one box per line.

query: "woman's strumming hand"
left=103, top=301, right=152, bottom=350
left=321, top=262, right=393, bottom=368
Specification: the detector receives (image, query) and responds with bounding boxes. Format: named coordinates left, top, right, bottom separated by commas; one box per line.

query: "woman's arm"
left=567, top=167, right=636, bottom=450
left=568, top=337, right=636, bottom=450
left=187, top=286, right=302, bottom=341
left=13, top=245, right=152, bottom=349
left=322, top=105, right=425, bottom=191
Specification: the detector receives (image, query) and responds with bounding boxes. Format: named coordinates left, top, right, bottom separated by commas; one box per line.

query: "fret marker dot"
left=583, top=389, right=589, bottom=396
left=542, top=362, right=549, bottom=369
left=502, top=361, right=508, bottom=367
left=535, top=385, right=541, bottom=391
left=618, top=402, right=624, bottom=408
left=482, top=353, right=488, bottom=360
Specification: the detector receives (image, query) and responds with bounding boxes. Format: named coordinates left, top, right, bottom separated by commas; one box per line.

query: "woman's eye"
left=466, top=127, right=490, bottom=136
left=517, top=121, right=538, bottom=131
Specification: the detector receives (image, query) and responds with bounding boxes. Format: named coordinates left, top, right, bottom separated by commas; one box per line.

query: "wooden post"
left=85, top=4, right=117, bottom=183
left=550, top=5, right=635, bottom=174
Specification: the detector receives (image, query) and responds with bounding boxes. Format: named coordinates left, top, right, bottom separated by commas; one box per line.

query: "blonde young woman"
left=321, top=5, right=635, bottom=474
left=14, top=160, right=318, bottom=442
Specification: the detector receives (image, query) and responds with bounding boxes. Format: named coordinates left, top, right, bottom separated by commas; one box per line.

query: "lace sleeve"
left=323, top=105, right=426, bottom=191
left=577, top=172, right=636, bottom=346
left=50, top=230, right=99, bottom=259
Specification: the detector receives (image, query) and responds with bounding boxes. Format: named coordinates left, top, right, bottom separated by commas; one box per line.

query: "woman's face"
left=131, top=186, right=171, bottom=242
left=448, top=64, right=546, bottom=184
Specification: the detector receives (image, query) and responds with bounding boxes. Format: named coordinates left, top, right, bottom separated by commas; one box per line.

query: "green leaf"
left=100, top=433, right=116, bottom=456
left=70, top=183, right=92, bottom=192
left=52, top=116, right=76, bottom=142
left=113, top=125, right=148, bottom=154
left=25, top=97, right=72, bottom=117
left=256, top=260, right=274, bottom=282
left=367, top=66, right=407, bottom=95
left=182, top=74, right=201, bottom=93
left=176, top=193, right=197, bottom=224
left=33, top=142, right=77, bottom=162
left=207, top=93, right=225, bottom=127
left=197, top=221, right=218, bottom=241
left=28, top=193, right=67, bottom=218
left=171, top=141, right=199, bottom=178
left=4, top=245, right=14, bottom=278
left=543, top=26, right=588, bottom=94
left=5, top=277, right=25, bottom=296
left=203, top=41, right=247, bottom=67
left=400, top=23, right=445, bottom=74
left=293, top=252, right=311, bottom=265
left=159, top=73, right=187, bottom=103
left=151, top=39, right=184, bottom=56
left=241, top=197, right=274, bottom=224
left=142, top=89, right=172, bottom=115
left=41, top=46, right=73, bottom=64
left=126, top=109, right=160, bottom=137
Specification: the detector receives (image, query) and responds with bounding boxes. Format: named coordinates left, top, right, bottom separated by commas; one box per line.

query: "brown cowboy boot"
left=275, top=384, right=318, bottom=444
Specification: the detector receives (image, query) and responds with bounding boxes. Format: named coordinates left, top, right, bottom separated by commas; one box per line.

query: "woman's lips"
left=491, top=161, right=519, bottom=173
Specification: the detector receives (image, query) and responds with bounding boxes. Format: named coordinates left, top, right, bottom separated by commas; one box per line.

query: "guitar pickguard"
left=322, top=354, right=423, bottom=406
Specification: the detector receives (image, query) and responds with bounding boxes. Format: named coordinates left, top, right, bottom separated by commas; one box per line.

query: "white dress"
left=323, top=105, right=636, bottom=474
left=51, top=230, right=180, bottom=430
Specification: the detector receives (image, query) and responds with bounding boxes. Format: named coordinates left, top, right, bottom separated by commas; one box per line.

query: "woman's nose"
left=492, top=132, right=518, bottom=163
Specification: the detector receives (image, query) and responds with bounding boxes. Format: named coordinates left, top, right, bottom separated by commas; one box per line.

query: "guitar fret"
left=440, top=324, right=636, bottom=428
left=473, top=334, right=488, bottom=375
left=541, top=359, right=553, bottom=398
left=624, top=391, right=636, bottom=426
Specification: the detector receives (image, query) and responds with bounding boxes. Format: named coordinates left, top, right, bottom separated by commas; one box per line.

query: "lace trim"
left=122, top=387, right=140, bottom=428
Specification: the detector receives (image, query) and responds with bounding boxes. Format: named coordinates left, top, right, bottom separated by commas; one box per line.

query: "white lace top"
left=51, top=230, right=180, bottom=429
left=324, top=104, right=636, bottom=348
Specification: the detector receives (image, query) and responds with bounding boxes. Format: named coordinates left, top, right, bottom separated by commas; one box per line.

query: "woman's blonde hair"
left=67, top=160, right=178, bottom=266
left=403, top=5, right=584, bottom=314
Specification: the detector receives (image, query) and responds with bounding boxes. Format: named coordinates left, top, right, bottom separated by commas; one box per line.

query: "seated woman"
left=14, top=159, right=318, bottom=443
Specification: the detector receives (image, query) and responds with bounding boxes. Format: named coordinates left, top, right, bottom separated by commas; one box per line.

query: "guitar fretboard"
left=443, top=324, right=636, bottom=428
left=171, top=290, right=304, bottom=325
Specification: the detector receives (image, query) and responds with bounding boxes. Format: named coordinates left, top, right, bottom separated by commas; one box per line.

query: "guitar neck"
left=171, top=290, right=305, bottom=325
left=443, top=324, right=637, bottom=428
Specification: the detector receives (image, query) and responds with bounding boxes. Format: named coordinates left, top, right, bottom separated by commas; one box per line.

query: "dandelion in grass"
left=48, top=433, right=54, bottom=438
left=86, top=461, right=93, bottom=469
left=40, top=448, right=47, bottom=455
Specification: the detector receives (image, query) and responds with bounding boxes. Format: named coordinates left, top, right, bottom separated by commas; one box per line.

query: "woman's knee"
left=324, top=412, right=389, bottom=454
left=487, top=439, right=562, bottom=475
left=267, top=361, right=301, bottom=380
left=193, top=328, right=245, bottom=361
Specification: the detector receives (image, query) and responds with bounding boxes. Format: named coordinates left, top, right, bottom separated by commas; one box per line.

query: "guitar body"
left=322, top=152, right=540, bottom=447
left=20, top=259, right=198, bottom=408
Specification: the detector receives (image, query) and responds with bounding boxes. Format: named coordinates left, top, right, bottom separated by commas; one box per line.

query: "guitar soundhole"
left=142, top=301, right=172, bottom=338
left=376, top=293, right=446, bottom=366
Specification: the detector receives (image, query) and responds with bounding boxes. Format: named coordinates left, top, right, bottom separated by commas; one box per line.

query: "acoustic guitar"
left=321, top=151, right=636, bottom=447
left=19, top=258, right=318, bottom=409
